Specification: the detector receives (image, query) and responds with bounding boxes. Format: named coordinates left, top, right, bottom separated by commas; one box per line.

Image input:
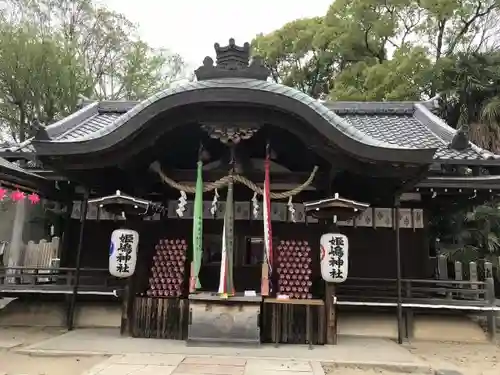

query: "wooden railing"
left=0, top=266, right=124, bottom=296
left=336, top=277, right=496, bottom=310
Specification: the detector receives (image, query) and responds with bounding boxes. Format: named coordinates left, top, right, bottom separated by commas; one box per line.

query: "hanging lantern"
left=11, top=190, right=25, bottom=202
left=28, top=192, right=41, bottom=205
left=320, top=233, right=348, bottom=283
left=109, top=229, right=139, bottom=278
left=0, top=187, right=6, bottom=201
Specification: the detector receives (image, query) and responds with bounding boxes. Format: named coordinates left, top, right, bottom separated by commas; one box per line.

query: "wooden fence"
left=434, top=255, right=500, bottom=297
left=0, top=266, right=122, bottom=295
left=21, top=237, right=60, bottom=283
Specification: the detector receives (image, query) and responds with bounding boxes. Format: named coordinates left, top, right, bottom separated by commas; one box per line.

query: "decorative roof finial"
left=449, top=124, right=470, bottom=151
left=195, top=38, right=269, bottom=81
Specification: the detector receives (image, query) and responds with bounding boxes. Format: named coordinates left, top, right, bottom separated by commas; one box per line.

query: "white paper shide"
left=109, top=229, right=139, bottom=278
left=320, top=233, right=348, bottom=283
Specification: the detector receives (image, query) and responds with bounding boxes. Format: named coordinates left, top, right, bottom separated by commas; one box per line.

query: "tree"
left=431, top=203, right=500, bottom=262
left=252, top=17, right=336, bottom=98
left=330, top=46, right=433, bottom=101
left=0, top=22, right=91, bottom=142
left=252, top=0, right=500, bottom=103
left=0, top=0, right=186, bottom=142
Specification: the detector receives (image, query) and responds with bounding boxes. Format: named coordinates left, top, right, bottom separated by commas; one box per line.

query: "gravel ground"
left=0, top=325, right=499, bottom=375
left=407, top=341, right=500, bottom=375
left=323, top=341, right=500, bottom=375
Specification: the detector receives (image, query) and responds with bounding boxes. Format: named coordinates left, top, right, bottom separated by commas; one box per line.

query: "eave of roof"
left=29, top=79, right=437, bottom=165
left=416, top=175, right=500, bottom=190
left=0, top=157, right=51, bottom=192
left=4, top=83, right=500, bottom=166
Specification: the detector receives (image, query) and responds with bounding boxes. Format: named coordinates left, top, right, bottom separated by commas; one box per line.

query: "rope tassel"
left=252, top=192, right=259, bottom=219
left=176, top=190, right=187, bottom=217
left=287, top=196, right=296, bottom=223
left=210, top=188, right=219, bottom=216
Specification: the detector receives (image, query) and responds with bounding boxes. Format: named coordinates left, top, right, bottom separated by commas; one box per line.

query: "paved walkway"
left=15, top=328, right=433, bottom=373
left=83, top=354, right=327, bottom=375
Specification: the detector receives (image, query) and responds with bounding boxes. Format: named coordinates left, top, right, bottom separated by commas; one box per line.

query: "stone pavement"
left=17, top=328, right=422, bottom=363
left=14, top=329, right=435, bottom=374
left=83, top=354, right=328, bottom=375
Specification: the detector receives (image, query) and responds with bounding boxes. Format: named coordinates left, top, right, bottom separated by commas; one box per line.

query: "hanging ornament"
left=210, top=188, right=219, bottom=216
left=176, top=190, right=187, bottom=217
left=0, top=187, right=6, bottom=201
left=287, top=196, right=296, bottom=223
left=11, top=190, right=25, bottom=202
left=28, top=192, right=40, bottom=205
left=252, top=192, right=259, bottom=219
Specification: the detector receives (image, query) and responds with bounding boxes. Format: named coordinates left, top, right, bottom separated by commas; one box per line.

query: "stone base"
left=187, top=293, right=262, bottom=345
left=0, top=299, right=121, bottom=328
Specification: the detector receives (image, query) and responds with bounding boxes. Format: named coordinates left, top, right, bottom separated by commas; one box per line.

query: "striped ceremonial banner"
left=218, top=180, right=235, bottom=296
left=262, top=148, right=273, bottom=295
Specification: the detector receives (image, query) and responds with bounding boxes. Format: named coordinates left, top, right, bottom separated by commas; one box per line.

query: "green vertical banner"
left=192, top=160, right=203, bottom=290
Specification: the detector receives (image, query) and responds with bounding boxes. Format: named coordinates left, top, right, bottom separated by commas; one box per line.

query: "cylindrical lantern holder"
left=145, top=238, right=187, bottom=298
left=276, top=239, right=313, bottom=299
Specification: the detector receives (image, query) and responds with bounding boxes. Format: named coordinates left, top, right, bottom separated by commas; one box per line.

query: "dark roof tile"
left=3, top=82, right=499, bottom=163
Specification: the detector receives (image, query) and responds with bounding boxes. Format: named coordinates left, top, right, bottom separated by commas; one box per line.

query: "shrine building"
left=0, top=39, right=499, bottom=345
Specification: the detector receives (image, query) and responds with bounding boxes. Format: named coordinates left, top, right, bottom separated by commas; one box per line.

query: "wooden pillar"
left=121, top=276, right=135, bottom=336
left=325, top=282, right=337, bottom=344
left=485, top=277, right=497, bottom=342
left=59, top=197, right=74, bottom=267
left=67, top=191, right=89, bottom=330
left=6, top=199, right=27, bottom=283
left=121, top=217, right=140, bottom=336
left=394, top=198, right=404, bottom=344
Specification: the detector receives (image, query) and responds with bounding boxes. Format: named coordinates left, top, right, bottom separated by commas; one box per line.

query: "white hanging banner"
left=109, top=229, right=139, bottom=278
left=320, top=233, right=348, bottom=283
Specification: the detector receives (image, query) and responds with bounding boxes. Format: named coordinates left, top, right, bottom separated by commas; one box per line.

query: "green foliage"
left=252, top=0, right=500, bottom=263
left=431, top=203, right=500, bottom=261
left=0, top=0, right=186, bottom=142
left=252, top=0, right=500, bottom=104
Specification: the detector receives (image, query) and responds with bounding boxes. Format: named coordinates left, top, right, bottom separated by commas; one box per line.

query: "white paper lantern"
left=320, top=233, right=348, bottom=283
left=109, top=229, right=139, bottom=278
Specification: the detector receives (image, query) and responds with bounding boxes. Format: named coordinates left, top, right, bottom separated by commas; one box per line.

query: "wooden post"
left=59, top=198, right=74, bottom=267
left=121, top=276, right=134, bottom=336
left=394, top=200, right=404, bottom=344
left=454, top=261, right=463, bottom=298
left=325, top=282, right=336, bottom=344
left=469, top=261, right=478, bottom=299
left=67, top=192, right=89, bottom=330
left=485, top=277, right=497, bottom=342
left=484, top=261, right=493, bottom=279
left=438, top=255, right=448, bottom=280
left=121, top=218, right=140, bottom=336
left=6, top=198, right=27, bottom=283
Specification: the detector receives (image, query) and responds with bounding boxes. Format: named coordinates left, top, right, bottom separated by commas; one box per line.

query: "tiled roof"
left=325, top=101, right=498, bottom=161
left=337, top=113, right=484, bottom=161
left=0, top=157, right=46, bottom=180
left=1, top=80, right=499, bottom=162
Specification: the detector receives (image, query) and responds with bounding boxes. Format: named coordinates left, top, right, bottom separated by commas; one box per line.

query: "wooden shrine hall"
left=1, top=38, right=500, bottom=345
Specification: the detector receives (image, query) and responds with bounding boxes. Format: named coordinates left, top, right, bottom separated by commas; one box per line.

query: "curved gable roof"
left=31, top=78, right=436, bottom=164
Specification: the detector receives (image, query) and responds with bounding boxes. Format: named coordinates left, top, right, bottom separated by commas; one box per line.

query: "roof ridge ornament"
left=31, top=118, right=50, bottom=141
left=449, top=124, right=470, bottom=151
left=195, top=38, right=270, bottom=81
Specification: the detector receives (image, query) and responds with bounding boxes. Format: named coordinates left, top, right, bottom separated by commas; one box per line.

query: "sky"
left=98, top=0, right=332, bottom=68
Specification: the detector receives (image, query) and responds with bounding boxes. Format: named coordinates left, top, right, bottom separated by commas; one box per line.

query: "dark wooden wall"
left=63, top=217, right=432, bottom=297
